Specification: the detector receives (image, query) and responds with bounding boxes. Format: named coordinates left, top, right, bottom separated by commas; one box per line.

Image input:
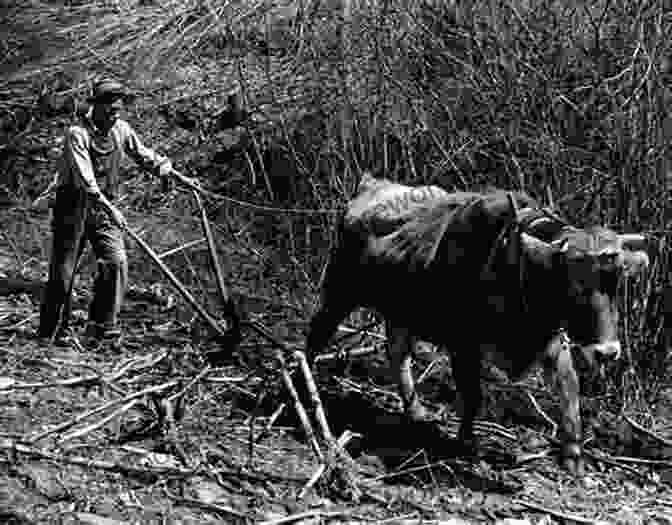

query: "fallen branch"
left=274, top=349, right=323, bottom=462
left=314, top=345, right=381, bottom=364
left=0, top=437, right=196, bottom=479
left=254, top=402, right=286, bottom=444
left=29, top=380, right=178, bottom=443
left=246, top=318, right=291, bottom=351
left=583, top=450, right=653, bottom=482
left=0, top=347, right=59, bottom=369
left=515, top=449, right=552, bottom=465
left=257, top=509, right=348, bottom=525
left=295, top=350, right=334, bottom=444
left=167, top=365, right=211, bottom=403
left=0, top=374, right=102, bottom=391
left=1, top=350, right=167, bottom=393
left=299, top=430, right=361, bottom=499
left=441, top=416, right=517, bottom=442
left=0, top=313, right=39, bottom=332
left=295, top=350, right=362, bottom=501
left=416, top=356, right=449, bottom=385
left=334, top=376, right=517, bottom=442
left=157, top=237, right=206, bottom=259
left=526, top=391, right=558, bottom=438
left=0, top=229, right=24, bottom=269
left=514, top=499, right=610, bottom=525
left=605, top=455, right=672, bottom=467
left=333, top=321, right=385, bottom=342
left=625, top=415, right=672, bottom=448
left=164, top=487, right=248, bottom=520
left=59, top=399, right=139, bottom=443
left=155, top=366, right=213, bottom=467
left=200, top=445, right=311, bottom=485
left=205, top=374, right=248, bottom=384
left=366, top=459, right=454, bottom=483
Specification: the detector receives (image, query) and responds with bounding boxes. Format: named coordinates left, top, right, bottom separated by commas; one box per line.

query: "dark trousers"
left=39, top=186, right=128, bottom=338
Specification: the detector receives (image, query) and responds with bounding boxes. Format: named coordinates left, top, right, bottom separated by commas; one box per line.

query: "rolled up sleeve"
left=119, top=122, right=170, bottom=175
left=65, top=127, right=103, bottom=199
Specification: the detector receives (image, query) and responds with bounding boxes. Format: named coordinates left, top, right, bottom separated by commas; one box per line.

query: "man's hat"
left=87, top=78, right=130, bottom=103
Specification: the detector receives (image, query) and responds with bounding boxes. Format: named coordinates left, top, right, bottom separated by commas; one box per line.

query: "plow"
left=93, top=168, right=365, bottom=499
left=1, top=171, right=669, bottom=523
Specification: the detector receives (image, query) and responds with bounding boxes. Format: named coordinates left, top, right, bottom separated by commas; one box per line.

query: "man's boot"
left=85, top=323, right=123, bottom=352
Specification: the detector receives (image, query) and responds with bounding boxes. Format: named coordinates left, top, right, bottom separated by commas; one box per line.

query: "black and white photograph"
left=1, top=0, right=671, bottom=523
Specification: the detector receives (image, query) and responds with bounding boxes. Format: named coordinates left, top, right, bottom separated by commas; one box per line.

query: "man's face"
left=92, top=96, right=124, bottom=132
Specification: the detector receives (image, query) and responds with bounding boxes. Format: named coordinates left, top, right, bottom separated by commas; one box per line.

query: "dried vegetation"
left=2, top=0, right=672, bottom=523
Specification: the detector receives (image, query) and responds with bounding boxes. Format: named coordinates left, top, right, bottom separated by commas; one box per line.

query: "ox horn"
left=618, top=233, right=648, bottom=252
left=521, top=233, right=554, bottom=264
left=616, top=233, right=650, bottom=275
left=551, top=238, right=569, bottom=252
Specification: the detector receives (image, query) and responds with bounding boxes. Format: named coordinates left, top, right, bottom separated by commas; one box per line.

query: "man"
left=38, top=77, right=173, bottom=349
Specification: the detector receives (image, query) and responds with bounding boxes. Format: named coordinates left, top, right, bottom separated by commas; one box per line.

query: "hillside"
left=2, top=0, right=672, bottom=523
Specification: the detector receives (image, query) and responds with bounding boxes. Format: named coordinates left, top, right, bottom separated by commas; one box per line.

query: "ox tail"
left=318, top=208, right=350, bottom=293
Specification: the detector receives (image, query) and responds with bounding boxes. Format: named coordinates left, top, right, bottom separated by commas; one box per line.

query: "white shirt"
left=56, top=111, right=169, bottom=200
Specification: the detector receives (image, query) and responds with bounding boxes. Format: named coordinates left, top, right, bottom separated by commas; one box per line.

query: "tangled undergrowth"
left=2, top=0, right=672, bottom=523
left=2, top=183, right=672, bottom=523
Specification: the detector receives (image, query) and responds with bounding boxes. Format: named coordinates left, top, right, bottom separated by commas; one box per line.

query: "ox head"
left=520, top=228, right=649, bottom=372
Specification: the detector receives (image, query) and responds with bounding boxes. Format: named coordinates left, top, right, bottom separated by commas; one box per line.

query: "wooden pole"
left=274, top=349, right=324, bottom=462
left=294, top=350, right=334, bottom=444
left=123, top=226, right=227, bottom=339
left=192, top=190, right=241, bottom=339
left=546, top=185, right=555, bottom=208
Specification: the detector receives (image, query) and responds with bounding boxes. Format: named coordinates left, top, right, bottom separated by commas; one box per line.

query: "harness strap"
left=480, top=220, right=517, bottom=282
left=479, top=200, right=581, bottom=356
left=480, top=202, right=567, bottom=319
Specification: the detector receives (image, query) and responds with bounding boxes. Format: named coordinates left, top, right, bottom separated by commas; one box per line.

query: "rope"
left=208, top=193, right=341, bottom=215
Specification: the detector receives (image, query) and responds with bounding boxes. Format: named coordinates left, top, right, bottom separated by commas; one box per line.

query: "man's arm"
left=118, top=121, right=172, bottom=177
left=66, top=127, right=126, bottom=227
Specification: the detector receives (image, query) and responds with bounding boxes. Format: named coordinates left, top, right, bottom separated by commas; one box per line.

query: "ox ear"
left=618, top=233, right=647, bottom=252
left=617, top=233, right=650, bottom=276
left=552, top=238, right=569, bottom=252
left=521, top=233, right=554, bottom=265
left=619, top=250, right=650, bottom=276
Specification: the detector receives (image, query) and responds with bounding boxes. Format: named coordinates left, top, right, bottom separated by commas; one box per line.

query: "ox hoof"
left=404, top=401, right=430, bottom=423
left=561, top=443, right=585, bottom=476
left=561, top=455, right=585, bottom=476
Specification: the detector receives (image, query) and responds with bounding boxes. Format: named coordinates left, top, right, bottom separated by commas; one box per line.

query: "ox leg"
left=305, top=249, right=358, bottom=366
left=543, top=338, right=584, bottom=475
left=452, top=350, right=482, bottom=457
left=305, top=299, right=354, bottom=366
left=386, top=323, right=428, bottom=422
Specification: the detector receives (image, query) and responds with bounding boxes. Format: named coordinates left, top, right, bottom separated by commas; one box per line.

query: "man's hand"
left=168, top=170, right=199, bottom=190
left=99, top=197, right=127, bottom=229
left=94, top=192, right=127, bottom=229
left=31, top=191, right=55, bottom=212
left=179, top=175, right=199, bottom=189
left=157, top=160, right=173, bottom=178
left=154, top=164, right=201, bottom=193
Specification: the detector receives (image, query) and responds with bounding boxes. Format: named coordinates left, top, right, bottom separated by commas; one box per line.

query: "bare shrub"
left=2, top=0, right=670, bottom=397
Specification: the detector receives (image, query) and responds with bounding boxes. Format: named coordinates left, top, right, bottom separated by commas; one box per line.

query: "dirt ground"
left=0, top=197, right=671, bottom=525
left=2, top=257, right=672, bottom=525
left=2, top=0, right=672, bottom=521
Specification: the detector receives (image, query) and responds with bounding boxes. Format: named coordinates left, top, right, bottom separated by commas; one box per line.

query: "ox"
left=305, top=173, right=649, bottom=473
